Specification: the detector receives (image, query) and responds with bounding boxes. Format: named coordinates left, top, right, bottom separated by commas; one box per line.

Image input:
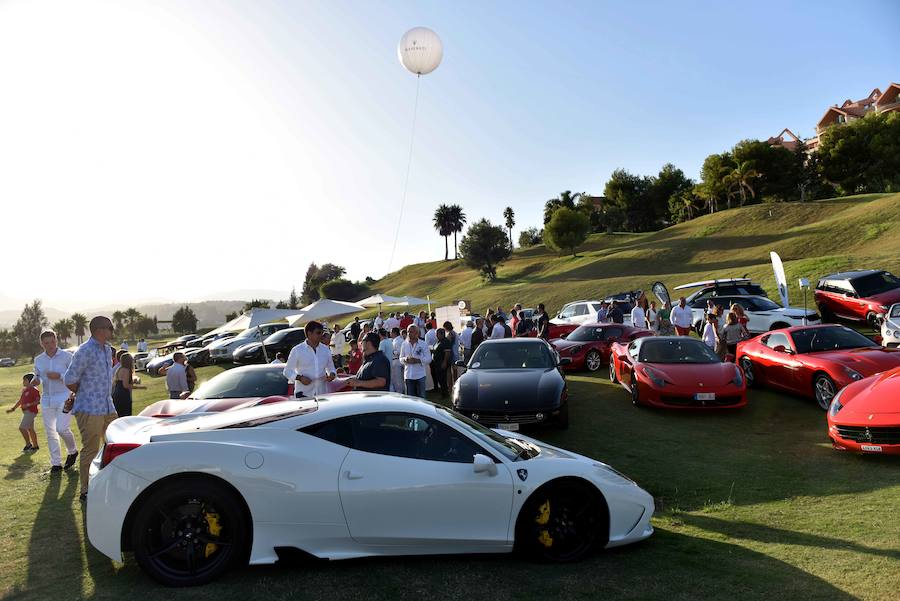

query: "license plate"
left=860, top=445, right=883, bottom=452
left=694, top=392, right=716, bottom=401
left=496, top=423, right=520, bottom=431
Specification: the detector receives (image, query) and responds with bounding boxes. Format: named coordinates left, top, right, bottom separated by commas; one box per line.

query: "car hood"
left=769, top=307, right=818, bottom=318
left=456, top=368, right=563, bottom=410
left=869, top=289, right=900, bottom=306
left=809, top=347, right=900, bottom=376
left=550, top=338, right=587, bottom=352
left=643, top=362, right=739, bottom=387
left=234, top=342, right=263, bottom=355
left=208, top=336, right=252, bottom=350
left=840, top=368, right=900, bottom=417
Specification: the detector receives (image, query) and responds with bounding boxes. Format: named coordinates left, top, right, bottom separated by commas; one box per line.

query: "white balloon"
left=397, top=27, right=443, bottom=76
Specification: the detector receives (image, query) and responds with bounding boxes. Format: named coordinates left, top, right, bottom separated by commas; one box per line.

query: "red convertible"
left=609, top=336, right=747, bottom=409
left=551, top=323, right=653, bottom=372
left=828, top=367, right=900, bottom=455
left=736, top=324, right=900, bottom=410
left=139, top=364, right=351, bottom=417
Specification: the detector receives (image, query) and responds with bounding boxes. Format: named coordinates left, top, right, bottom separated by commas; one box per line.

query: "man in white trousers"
left=32, top=330, right=78, bottom=473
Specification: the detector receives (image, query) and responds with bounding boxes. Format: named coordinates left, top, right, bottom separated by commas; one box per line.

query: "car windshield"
left=192, top=368, right=289, bottom=400
left=436, top=406, right=527, bottom=461
left=567, top=325, right=609, bottom=342
left=891, top=305, right=900, bottom=319
left=639, top=339, right=721, bottom=364
left=791, top=327, right=879, bottom=353
left=751, top=297, right=781, bottom=311
left=265, top=328, right=297, bottom=344
left=851, top=272, right=900, bottom=297
left=469, top=342, right=555, bottom=369
left=232, top=328, right=257, bottom=340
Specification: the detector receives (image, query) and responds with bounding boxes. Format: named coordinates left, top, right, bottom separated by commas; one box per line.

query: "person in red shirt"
left=399, top=312, right=413, bottom=331
left=7, top=373, right=40, bottom=452
left=347, top=340, right=363, bottom=374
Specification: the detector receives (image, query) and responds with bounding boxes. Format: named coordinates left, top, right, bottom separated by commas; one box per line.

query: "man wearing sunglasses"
left=283, top=320, right=336, bottom=398
left=63, top=316, right=118, bottom=501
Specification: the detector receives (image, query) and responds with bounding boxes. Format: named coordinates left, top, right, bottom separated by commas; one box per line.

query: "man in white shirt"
left=390, top=327, right=404, bottom=393
left=121, top=340, right=129, bottom=352
left=32, top=330, right=78, bottom=472
left=384, top=312, right=400, bottom=332
left=459, top=320, right=474, bottom=363
left=631, top=304, right=648, bottom=329
left=399, top=325, right=432, bottom=398
left=165, top=353, right=190, bottom=399
left=137, top=338, right=148, bottom=353
left=283, top=321, right=336, bottom=397
left=671, top=297, right=694, bottom=336
left=373, top=312, right=384, bottom=331
left=330, top=322, right=346, bottom=369
left=490, top=316, right=506, bottom=339
left=424, top=323, right=438, bottom=348
left=378, top=329, right=394, bottom=361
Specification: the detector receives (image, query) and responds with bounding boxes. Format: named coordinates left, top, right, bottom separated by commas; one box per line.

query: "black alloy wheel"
left=813, top=373, right=838, bottom=411
left=584, top=350, right=603, bottom=372
left=739, top=357, right=756, bottom=387
left=630, top=377, right=641, bottom=406
left=608, top=356, right=618, bottom=383
left=516, top=480, right=603, bottom=563
left=132, top=478, right=248, bottom=587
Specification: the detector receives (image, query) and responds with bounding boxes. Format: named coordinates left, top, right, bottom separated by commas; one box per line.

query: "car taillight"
left=100, top=443, right=142, bottom=468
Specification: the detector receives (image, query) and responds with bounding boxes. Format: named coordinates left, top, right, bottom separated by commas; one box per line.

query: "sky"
left=0, top=0, right=897, bottom=311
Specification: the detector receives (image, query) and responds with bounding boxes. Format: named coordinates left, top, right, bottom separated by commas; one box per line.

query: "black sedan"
left=452, top=338, right=571, bottom=430
left=232, top=327, right=307, bottom=365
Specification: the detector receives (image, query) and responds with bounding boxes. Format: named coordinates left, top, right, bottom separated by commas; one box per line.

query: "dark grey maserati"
left=452, top=338, right=571, bottom=430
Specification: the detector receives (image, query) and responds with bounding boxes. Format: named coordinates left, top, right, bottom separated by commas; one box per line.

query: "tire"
left=813, top=373, right=838, bottom=411
left=556, top=402, right=569, bottom=429
left=739, top=357, right=756, bottom=388
left=131, top=477, right=249, bottom=587
left=866, top=312, right=882, bottom=330
left=608, top=356, right=618, bottom=383
left=515, top=480, right=604, bottom=563
left=630, top=377, right=641, bottom=407
left=584, top=350, right=603, bottom=373
left=818, top=305, right=834, bottom=323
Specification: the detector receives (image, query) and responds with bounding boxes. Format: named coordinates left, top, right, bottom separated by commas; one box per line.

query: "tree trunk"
left=444, top=235, right=449, bottom=261
left=453, top=231, right=458, bottom=259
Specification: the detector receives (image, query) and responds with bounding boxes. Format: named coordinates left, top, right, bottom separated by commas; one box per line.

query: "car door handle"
left=345, top=470, right=364, bottom=480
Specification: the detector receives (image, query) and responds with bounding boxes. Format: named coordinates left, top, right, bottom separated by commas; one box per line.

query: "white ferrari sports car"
left=86, top=393, right=654, bottom=586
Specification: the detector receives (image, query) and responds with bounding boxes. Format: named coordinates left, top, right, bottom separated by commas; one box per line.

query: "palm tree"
left=111, top=311, right=125, bottom=333
left=433, top=204, right=454, bottom=261
left=733, top=160, right=761, bottom=206
left=71, top=313, right=87, bottom=344
left=503, top=207, right=515, bottom=247
left=52, top=318, right=74, bottom=345
left=124, top=307, right=141, bottom=338
left=447, top=205, right=467, bottom=259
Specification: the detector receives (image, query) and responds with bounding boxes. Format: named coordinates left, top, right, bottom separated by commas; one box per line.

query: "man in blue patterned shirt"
left=64, top=315, right=117, bottom=500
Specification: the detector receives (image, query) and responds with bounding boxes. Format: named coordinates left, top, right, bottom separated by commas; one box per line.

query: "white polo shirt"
left=671, top=305, right=694, bottom=329
left=459, top=326, right=474, bottom=350
left=33, top=348, right=73, bottom=408
left=490, top=323, right=506, bottom=339
left=399, top=338, right=432, bottom=380
left=283, top=340, right=336, bottom=397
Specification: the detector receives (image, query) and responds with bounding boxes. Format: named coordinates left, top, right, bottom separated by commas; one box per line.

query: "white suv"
left=882, top=303, right=900, bottom=348
left=690, top=295, right=819, bottom=334
left=552, top=300, right=604, bottom=326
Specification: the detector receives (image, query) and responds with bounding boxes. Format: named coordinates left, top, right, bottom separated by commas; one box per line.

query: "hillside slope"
left=371, top=193, right=900, bottom=313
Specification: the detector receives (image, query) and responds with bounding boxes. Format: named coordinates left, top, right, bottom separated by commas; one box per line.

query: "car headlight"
left=829, top=388, right=845, bottom=416
left=732, top=365, right=743, bottom=387
left=643, top=366, right=666, bottom=387
left=567, top=345, right=583, bottom=354
left=842, top=366, right=864, bottom=382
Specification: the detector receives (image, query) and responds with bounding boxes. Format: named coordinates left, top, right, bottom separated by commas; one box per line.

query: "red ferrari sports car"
left=736, top=324, right=900, bottom=410
left=551, top=323, right=653, bottom=372
left=827, top=367, right=900, bottom=455
left=609, top=336, right=747, bottom=409
left=139, top=364, right=351, bottom=417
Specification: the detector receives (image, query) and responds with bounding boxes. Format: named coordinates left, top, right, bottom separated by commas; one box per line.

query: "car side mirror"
left=473, top=453, right=497, bottom=475
left=773, top=345, right=794, bottom=355
left=454, top=360, right=466, bottom=368
left=558, top=357, right=572, bottom=366
left=560, top=333, right=568, bottom=339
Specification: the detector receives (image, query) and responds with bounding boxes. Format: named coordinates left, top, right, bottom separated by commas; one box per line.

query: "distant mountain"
left=0, top=306, right=71, bottom=329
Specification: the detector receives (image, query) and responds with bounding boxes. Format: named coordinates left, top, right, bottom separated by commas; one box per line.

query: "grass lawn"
left=1, top=360, right=899, bottom=601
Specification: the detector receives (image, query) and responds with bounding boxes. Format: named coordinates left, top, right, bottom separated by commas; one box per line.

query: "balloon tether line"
left=388, top=74, right=421, bottom=273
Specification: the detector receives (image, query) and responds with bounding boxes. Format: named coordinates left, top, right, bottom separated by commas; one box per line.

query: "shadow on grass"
left=3, top=451, right=35, bottom=480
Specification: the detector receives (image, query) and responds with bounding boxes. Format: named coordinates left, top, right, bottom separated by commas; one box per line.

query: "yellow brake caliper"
left=204, top=512, right=222, bottom=558
left=535, top=500, right=553, bottom=548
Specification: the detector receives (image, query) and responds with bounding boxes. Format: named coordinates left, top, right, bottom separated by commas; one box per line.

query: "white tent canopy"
left=387, top=295, right=434, bottom=307
left=357, top=293, right=405, bottom=307
left=287, top=299, right=365, bottom=326
left=206, top=308, right=299, bottom=336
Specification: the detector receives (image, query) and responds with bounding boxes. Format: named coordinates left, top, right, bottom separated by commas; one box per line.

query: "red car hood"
left=869, top=289, right=900, bottom=306
left=551, top=338, right=586, bottom=352
left=644, top=362, right=738, bottom=387
left=811, top=347, right=900, bottom=376
left=840, top=368, right=900, bottom=418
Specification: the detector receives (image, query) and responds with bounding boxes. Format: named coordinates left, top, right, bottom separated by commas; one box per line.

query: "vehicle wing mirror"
left=773, top=345, right=794, bottom=354
left=558, top=357, right=572, bottom=366
left=473, top=453, right=497, bottom=475
left=560, top=333, right=568, bottom=339
left=454, top=360, right=466, bottom=368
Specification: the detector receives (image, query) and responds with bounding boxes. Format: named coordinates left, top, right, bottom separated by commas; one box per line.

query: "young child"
left=347, top=340, right=363, bottom=375
left=6, top=373, right=40, bottom=452
left=702, top=313, right=720, bottom=351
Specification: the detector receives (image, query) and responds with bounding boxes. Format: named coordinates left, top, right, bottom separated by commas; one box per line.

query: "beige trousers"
left=75, top=412, right=118, bottom=492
